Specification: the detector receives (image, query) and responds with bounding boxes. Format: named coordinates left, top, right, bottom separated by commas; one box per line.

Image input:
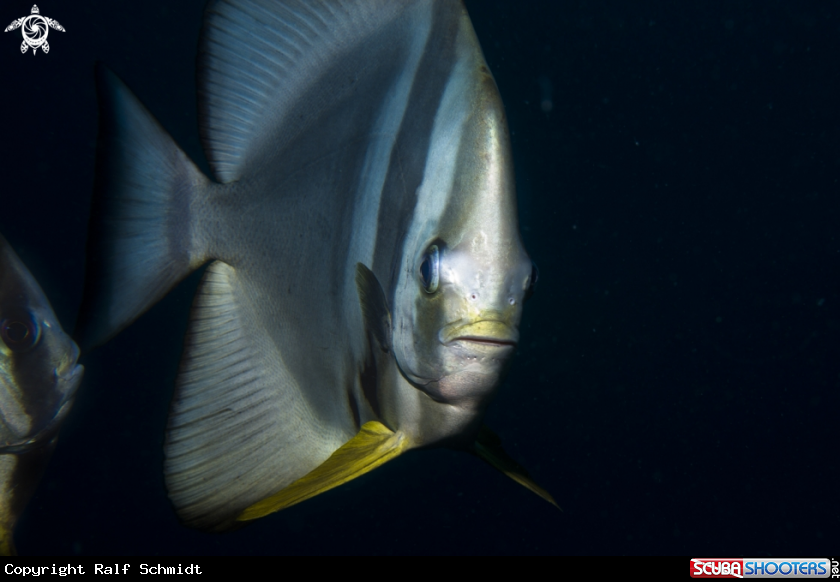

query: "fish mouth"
left=55, top=341, right=83, bottom=398
left=56, top=363, right=84, bottom=395
left=36, top=345, right=85, bottom=443
left=0, top=362, right=83, bottom=455
left=440, top=320, right=519, bottom=348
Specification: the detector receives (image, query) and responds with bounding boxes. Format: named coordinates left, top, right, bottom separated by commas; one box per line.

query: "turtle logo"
left=4, top=5, right=65, bottom=55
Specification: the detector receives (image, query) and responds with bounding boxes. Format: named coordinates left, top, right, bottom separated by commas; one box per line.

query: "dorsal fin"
left=198, top=0, right=430, bottom=182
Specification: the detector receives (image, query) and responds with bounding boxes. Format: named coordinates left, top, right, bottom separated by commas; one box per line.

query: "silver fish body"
left=0, top=234, right=83, bottom=555
left=79, top=0, right=549, bottom=532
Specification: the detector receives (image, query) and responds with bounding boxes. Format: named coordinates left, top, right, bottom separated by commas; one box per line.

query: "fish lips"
left=54, top=362, right=84, bottom=407
left=0, top=356, right=83, bottom=454
left=439, top=320, right=519, bottom=351
left=407, top=320, right=518, bottom=407
left=46, top=350, right=85, bottom=434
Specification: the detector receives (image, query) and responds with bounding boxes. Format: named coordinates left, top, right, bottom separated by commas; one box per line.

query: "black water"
left=1, top=0, right=837, bottom=555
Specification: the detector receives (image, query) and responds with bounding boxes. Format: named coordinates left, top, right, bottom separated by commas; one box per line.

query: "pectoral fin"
left=355, top=263, right=392, bottom=352
left=473, top=425, right=561, bottom=510
left=238, top=421, right=409, bottom=521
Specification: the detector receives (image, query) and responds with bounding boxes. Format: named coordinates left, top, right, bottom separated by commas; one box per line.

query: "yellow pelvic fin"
left=0, top=527, right=16, bottom=556
left=473, top=425, right=561, bottom=511
left=238, top=421, right=409, bottom=521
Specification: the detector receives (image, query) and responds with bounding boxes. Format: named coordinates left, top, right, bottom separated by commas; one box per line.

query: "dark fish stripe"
left=371, top=1, right=462, bottom=297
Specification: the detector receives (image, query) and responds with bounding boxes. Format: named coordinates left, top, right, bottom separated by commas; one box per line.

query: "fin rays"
left=164, top=260, right=337, bottom=531
left=76, top=65, right=209, bottom=349
left=238, top=421, right=409, bottom=521
left=198, top=0, right=404, bottom=182
left=473, top=426, right=560, bottom=510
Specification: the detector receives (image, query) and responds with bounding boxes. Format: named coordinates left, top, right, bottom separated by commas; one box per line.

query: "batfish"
left=0, top=234, right=83, bottom=555
left=78, top=0, right=555, bottom=532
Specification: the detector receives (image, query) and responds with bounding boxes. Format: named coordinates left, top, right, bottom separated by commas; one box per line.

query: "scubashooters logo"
left=691, top=558, right=834, bottom=578
left=4, top=5, right=65, bottom=55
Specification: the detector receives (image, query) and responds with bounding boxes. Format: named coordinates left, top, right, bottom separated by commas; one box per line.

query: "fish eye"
left=0, top=311, right=40, bottom=353
left=419, top=245, right=440, bottom=294
left=525, top=262, right=539, bottom=300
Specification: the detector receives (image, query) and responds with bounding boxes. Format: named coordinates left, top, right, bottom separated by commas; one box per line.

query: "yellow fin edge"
left=0, top=527, right=16, bottom=556
left=237, top=421, right=409, bottom=521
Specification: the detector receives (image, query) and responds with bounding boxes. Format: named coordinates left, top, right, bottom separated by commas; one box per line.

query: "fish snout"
left=55, top=338, right=82, bottom=384
left=53, top=341, right=84, bottom=408
left=55, top=362, right=83, bottom=394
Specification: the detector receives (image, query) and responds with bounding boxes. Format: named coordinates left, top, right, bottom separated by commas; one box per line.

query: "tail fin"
left=76, top=64, right=210, bottom=350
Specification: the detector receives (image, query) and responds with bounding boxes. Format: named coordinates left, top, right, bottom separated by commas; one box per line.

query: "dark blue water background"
left=0, top=0, right=837, bottom=555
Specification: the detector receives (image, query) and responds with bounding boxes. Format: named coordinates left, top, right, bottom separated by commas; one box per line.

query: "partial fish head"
left=0, top=236, right=82, bottom=454
left=390, top=33, right=534, bottom=445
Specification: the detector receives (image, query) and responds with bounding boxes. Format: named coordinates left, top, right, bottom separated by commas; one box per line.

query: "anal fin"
left=238, top=421, right=409, bottom=521
left=473, top=425, right=561, bottom=510
left=165, top=260, right=342, bottom=532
